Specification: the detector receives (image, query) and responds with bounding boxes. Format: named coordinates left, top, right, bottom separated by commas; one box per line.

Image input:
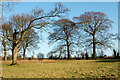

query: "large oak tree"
left=74, top=11, right=114, bottom=59
left=5, top=3, right=69, bottom=65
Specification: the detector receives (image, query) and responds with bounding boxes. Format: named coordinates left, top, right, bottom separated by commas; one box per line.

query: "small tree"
left=85, top=52, right=89, bottom=60
left=21, top=29, right=40, bottom=60
left=113, top=49, right=116, bottom=59
left=47, top=51, right=54, bottom=59
left=37, top=53, right=44, bottom=60
left=81, top=53, right=84, bottom=60
left=99, top=50, right=104, bottom=59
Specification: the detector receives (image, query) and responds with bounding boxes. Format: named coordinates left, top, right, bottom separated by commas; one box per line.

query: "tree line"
left=0, top=3, right=118, bottom=65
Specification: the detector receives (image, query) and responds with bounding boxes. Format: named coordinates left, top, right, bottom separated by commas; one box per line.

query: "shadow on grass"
left=95, top=59, right=120, bottom=62
left=5, top=63, right=20, bottom=66
left=6, top=64, right=11, bottom=66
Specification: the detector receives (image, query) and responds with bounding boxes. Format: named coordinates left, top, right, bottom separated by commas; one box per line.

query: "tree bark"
left=3, top=41, right=7, bottom=61
left=23, top=48, right=26, bottom=60
left=67, top=41, right=70, bottom=60
left=11, top=30, right=19, bottom=65
left=93, top=35, right=96, bottom=59
left=12, top=45, right=18, bottom=65
left=4, top=46, right=7, bottom=61
left=2, top=37, right=7, bottom=61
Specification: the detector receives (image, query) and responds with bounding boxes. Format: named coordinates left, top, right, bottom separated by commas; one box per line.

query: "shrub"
left=104, top=54, right=107, bottom=58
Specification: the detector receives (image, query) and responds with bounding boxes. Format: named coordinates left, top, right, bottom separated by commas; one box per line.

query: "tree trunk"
left=67, top=41, right=70, bottom=60
left=4, top=49, right=7, bottom=61
left=23, top=48, right=26, bottom=60
left=2, top=39, right=7, bottom=61
left=3, top=44, right=7, bottom=61
left=12, top=46, right=18, bottom=65
left=11, top=30, right=19, bottom=65
left=93, top=35, right=96, bottom=59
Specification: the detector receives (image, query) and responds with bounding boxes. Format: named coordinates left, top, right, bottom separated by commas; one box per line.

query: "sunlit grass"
left=2, top=59, right=119, bottom=78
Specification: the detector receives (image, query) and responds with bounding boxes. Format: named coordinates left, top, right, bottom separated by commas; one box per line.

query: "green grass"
left=2, top=59, right=119, bottom=78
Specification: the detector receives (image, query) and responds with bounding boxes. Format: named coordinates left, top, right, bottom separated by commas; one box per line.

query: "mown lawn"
left=1, top=59, right=120, bottom=78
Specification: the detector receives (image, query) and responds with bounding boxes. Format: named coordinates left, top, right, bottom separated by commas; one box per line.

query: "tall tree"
left=5, top=3, right=69, bottom=65
left=74, top=11, right=114, bottom=59
left=1, top=21, right=12, bottom=61
left=0, top=2, right=18, bottom=61
left=20, top=28, right=40, bottom=59
left=48, top=19, right=78, bottom=59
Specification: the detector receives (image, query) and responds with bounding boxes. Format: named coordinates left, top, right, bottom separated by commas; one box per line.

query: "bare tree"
left=0, top=2, right=18, bottom=61
left=48, top=19, right=79, bottom=59
left=80, top=52, right=84, bottom=60
left=113, top=49, right=117, bottom=59
left=55, top=45, right=66, bottom=58
left=5, top=3, right=69, bottom=65
left=1, top=21, right=12, bottom=61
left=21, top=29, right=40, bottom=60
left=48, top=44, right=66, bottom=59
left=37, top=52, right=44, bottom=60
left=16, top=25, right=40, bottom=60
left=74, top=11, right=114, bottom=59
left=47, top=51, right=55, bottom=59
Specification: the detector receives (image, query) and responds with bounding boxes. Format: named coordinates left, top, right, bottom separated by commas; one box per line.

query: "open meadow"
left=0, top=1, right=119, bottom=80
left=1, top=59, right=120, bottom=78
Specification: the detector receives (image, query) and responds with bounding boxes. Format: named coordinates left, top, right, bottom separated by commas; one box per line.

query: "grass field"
left=1, top=59, right=120, bottom=78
